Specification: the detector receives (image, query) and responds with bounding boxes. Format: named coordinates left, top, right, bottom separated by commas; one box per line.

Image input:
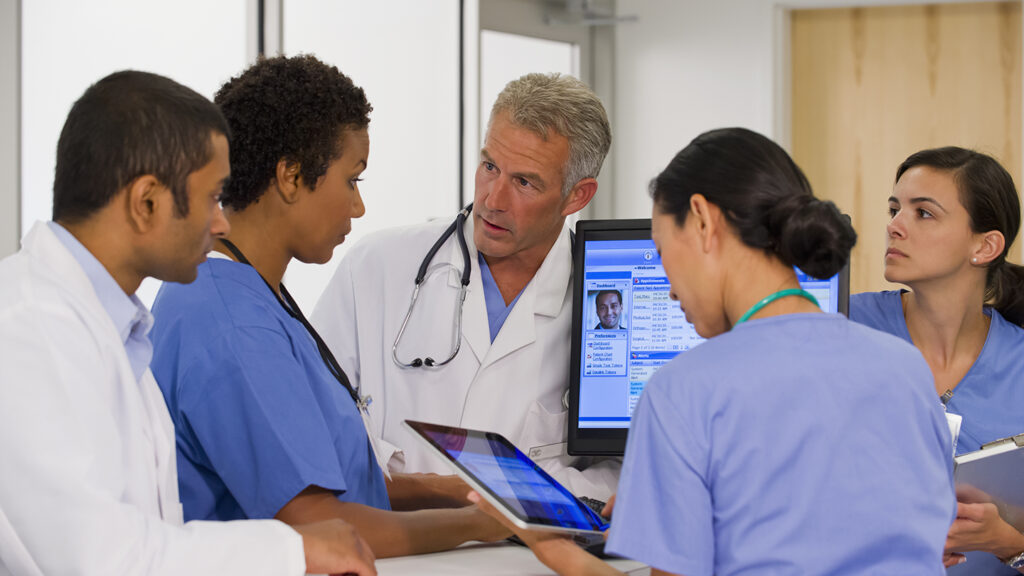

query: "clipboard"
left=954, top=432, right=1024, bottom=531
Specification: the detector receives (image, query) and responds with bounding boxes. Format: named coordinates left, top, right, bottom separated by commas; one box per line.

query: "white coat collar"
left=21, top=221, right=160, bottom=439
left=446, top=215, right=572, bottom=365
left=23, top=222, right=121, bottom=328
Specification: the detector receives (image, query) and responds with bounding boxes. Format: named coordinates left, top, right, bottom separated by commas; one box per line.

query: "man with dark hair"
left=0, top=70, right=375, bottom=576
left=594, top=289, right=626, bottom=330
left=51, top=70, right=229, bottom=224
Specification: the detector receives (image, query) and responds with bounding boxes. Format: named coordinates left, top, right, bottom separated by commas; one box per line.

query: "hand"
left=946, top=500, right=1024, bottom=560
left=294, top=519, right=377, bottom=576
left=467, top=491, right=623, bottom=576
left=600, top=494, right=617, bottom=541
left=438, top=474, right=473, bottom=507
left=602, top=494, right=616, bottom=518
left=943, top=552, right=966, bottom=568
left=465, top=502, right=514, bottom=543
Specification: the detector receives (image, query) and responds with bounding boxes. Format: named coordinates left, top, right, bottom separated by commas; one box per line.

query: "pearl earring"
left=972, top=257, right=978, bottom=263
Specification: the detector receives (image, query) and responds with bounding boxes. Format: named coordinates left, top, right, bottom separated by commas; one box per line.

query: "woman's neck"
left=902, top=276, right=989, bottom=392
left=723, top=250, right=821, bottom=328
left=215, top=209, right=292, bottom=292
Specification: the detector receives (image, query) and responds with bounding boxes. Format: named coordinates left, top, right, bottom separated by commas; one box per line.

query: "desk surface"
left=376, top=542, right=649, bottom=576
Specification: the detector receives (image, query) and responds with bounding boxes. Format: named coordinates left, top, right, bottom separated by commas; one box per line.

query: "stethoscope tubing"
left=392, top=204, right=473, bottom=368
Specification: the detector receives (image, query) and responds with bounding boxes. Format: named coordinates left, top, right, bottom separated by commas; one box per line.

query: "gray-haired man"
left=312, top=73, right=619, bottom=507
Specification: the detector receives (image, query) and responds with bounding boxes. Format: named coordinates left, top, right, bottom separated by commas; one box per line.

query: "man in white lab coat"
left=312, top=73, right=620, bottom=502
left=0, top=71, right=375, bottom=576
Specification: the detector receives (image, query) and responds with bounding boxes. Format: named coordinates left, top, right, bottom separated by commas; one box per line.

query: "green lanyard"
left=734, top=288, right=820, bottom=327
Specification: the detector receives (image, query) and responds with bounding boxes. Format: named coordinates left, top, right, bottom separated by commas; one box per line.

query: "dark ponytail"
left=650, top=127, right=856, bottom=280
left=989, top=264, right=1024, bottom=325
left=896, top=147, right=1024, bottom=325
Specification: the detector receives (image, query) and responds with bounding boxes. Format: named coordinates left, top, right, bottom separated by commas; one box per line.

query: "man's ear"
left=561, top=178, right=598, bottom=217
left=274, top=159, right=302, bottom=204
left=125, top=175, right=169, bottom=233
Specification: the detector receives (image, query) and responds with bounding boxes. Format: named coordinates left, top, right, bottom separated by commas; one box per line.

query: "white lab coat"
left=312, top=217, right=620, bottom=500
left=0, top=223, right=305, bottom=576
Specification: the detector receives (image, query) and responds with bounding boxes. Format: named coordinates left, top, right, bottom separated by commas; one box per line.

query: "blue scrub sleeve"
left=606, top=378, right=715, bottom=576
left=177, top=326, right=348, bottom=519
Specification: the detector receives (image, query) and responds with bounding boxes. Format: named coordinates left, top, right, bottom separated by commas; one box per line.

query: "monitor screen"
left=568, top=219, right=850, bottom=455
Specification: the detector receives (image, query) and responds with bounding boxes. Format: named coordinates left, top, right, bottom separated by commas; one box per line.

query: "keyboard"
left=578, top=496, right=609, bottom=521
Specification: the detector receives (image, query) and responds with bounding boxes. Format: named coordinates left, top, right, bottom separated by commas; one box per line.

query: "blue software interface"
left=577, top=238, right=841, bottom=429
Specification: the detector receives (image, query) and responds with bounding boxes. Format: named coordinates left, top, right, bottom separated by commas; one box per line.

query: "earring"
left=972, top=257, right=978, bottom=264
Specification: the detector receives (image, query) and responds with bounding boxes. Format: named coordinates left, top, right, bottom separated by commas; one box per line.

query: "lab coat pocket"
left=523, top=400, right=568, bottom=463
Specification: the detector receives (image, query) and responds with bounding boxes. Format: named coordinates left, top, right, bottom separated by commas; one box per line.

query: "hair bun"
left=768, top=197, right=856, bottom=279
left=650, top=128, right=857, bottom=280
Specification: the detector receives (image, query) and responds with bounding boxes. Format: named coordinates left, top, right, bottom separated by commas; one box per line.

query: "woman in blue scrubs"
left=470, top=127, right=955, bottom=575
left=149, top=55, right=505, bottom=558
left=850, top=147, right=1024, bottom=573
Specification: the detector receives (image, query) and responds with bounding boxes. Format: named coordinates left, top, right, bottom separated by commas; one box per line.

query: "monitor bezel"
left=568, top=219, right=653, bottom=456
left=567, top=218, right=850, bottom=456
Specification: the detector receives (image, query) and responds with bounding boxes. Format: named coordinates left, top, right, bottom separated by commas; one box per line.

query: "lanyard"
left=218, top=239, right=363, bottom=408
left=734, top=288, right=820, bottom=327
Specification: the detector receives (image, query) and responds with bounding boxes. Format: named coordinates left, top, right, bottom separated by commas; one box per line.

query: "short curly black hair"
left=214, top=54, right=372, bottom=211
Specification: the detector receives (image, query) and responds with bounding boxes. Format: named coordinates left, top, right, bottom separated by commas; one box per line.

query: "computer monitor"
left=567, top=219, right=850, bottom=456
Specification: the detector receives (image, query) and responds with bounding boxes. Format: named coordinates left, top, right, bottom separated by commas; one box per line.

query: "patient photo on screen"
left=588, top=288, right=628, bottom=330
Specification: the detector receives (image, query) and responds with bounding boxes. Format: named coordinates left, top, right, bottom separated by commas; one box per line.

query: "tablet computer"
left=403, top=419, right=609, bottom=540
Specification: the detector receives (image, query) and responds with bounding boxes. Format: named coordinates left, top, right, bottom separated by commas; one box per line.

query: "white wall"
left=281, top=0, right=460, bottom=311
left=611, top=0, right=999, bottom=219
left=21, top=0, right=249, bottom=232
left=19, top=0, right=249, bottom=304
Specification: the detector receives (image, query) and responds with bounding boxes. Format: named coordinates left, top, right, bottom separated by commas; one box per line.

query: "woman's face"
left=885, top=166, right=977, bottom=286
left=651, top=206, right=727, bottom=339
left=290, top=127, right=369, bottom=264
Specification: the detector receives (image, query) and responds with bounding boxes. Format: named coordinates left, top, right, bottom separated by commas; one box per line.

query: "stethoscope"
left=392, top=203, right=474, bottom=368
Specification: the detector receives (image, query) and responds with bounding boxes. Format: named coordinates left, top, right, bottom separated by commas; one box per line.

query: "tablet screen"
left=406, top=420, right=608, bottom=531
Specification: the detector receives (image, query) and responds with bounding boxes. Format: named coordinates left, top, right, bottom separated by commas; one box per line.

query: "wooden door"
left=791, top=2, right=1022, bottom=294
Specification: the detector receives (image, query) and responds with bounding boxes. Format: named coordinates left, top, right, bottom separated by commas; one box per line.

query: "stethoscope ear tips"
left=424, top=358, right=436, bottom=367
left=411, top=358, right=423, bottom=368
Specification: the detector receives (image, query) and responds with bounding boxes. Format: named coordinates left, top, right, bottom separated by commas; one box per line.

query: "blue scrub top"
left=151, top=258, right=390, bottom=522
left=606, top=313, right=954, bottom=576
left=478, top=253, right=524, bottom=342
left=852, top=290, right=1024, bottom=575
left=851, top=290, right=1024, bottom=454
